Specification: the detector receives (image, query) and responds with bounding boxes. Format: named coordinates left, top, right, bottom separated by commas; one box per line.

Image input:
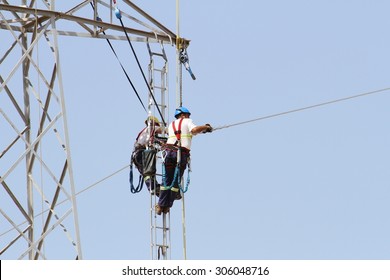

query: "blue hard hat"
left=174, top=106, right=191, bottom=118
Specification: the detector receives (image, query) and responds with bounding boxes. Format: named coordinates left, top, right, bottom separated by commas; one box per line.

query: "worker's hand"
left=203, top=124, right=213, bottom=133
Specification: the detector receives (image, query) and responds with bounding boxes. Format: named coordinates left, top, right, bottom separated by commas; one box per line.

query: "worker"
left=132, top=116, right=163, bottom=195
left=156, top=106, right=212, bottom=215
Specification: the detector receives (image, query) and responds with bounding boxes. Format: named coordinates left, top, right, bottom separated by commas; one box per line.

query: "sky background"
left=2, top=0, right=390, bottom=260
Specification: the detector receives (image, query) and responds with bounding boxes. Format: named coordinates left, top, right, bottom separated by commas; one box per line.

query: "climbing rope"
left=213, top=87, right=390, bottom=132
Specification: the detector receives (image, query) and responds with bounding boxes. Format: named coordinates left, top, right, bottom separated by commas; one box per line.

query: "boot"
left=155, top=204, right=162, bottom=215
left=175, top=192, right=182, bottom=200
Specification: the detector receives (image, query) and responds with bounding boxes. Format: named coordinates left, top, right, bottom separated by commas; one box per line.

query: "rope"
left=181, top=169, right=190, bottom=193
left=114, top=7, right=167, bottom=126
left=181, top=188, right=187, bottom=260
left=0, top=164, right=130, bottom=238
left=213, top=87, right=390, bottom=131
left=129, top=163, right=144, bottom=193
left=102, top=35, right=147, bottom=112
left=76, top=164, right=130, bottom=197
left=89, top=2, right=147, bottom=112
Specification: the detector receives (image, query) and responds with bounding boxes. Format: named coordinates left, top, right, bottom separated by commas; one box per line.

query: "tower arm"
left=0, top=3, right=190, bottom=45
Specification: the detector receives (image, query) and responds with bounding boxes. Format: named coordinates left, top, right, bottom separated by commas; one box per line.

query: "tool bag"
left=142, top=149, right=157, bottom=177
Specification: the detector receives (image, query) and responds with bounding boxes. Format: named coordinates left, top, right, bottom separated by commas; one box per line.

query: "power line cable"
left=213, top=87, right=390, bottom=131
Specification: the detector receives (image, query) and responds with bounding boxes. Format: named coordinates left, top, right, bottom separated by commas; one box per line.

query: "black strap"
left=89, top=3, right=147, bottom=112
left=129, top=164, right=144, bottom=194
left=117, top=16, right=167, bottom=126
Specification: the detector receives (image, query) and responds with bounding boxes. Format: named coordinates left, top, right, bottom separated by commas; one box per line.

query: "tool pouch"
left=142, top=149, right=157, bottom=177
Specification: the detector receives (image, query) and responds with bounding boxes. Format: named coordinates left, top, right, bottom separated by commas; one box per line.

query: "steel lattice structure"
left=0, top=0, right=187, bottom=260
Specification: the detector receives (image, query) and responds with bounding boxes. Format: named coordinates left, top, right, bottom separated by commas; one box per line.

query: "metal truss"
left=0, top=0, right=186, bottom=260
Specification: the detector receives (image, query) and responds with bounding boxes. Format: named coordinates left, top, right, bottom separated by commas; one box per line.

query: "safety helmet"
left=145, top=116, right=160, bottom=126
left=174, top=106, right=191, bottom=118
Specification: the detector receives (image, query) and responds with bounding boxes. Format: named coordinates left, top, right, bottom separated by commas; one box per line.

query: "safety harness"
left=162, top=119, right=191, bottom=193
left=172, top=118, right=184, bottom=145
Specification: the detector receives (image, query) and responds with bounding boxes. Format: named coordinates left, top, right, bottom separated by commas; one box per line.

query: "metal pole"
left=22, top=18, right=34, bottom=261
left=176, top=0, right=187, bottom=260
left=181, top=192, right=187, bottom=260
left=175, top=0, right=182, bottom=107
left=51, top=16, right=83, bottom=259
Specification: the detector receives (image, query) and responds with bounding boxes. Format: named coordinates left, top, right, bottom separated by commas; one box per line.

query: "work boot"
left=155, top=204, right=162, bottom=215
left=155, top=187, right=160, bottom=197
left=150, top=189, right=160, bottom=197
left=175, top=192, right=182, bottom=200
left=162, top=207, right=170, bottom=214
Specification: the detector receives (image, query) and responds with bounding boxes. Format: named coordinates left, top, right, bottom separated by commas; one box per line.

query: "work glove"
left=203, top=124, right=213, bottom=133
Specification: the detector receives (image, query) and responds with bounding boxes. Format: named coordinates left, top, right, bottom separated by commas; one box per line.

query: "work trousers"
left=158, top=148, right=190, bottom=208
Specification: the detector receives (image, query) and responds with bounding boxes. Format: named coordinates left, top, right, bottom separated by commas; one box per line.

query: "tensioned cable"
left=103, top=36, right=147, bottom=112
left=213, top=87, right=390, bottom=131
left=114, top=6, right=167, bottom=126
left=75, top=164, right=130, bottom=197
left=4, top=86, right=387, bottom=238
left=89, top=2, right=147, bottom=112
left=0, top=164, right=130, bottom=238
left=5, top=88, right=387, bottom=238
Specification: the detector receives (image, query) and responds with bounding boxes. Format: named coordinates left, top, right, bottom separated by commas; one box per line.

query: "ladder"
left=147, top=40, right=171, bottom=260
left=150, top=190, right=171, bottom=260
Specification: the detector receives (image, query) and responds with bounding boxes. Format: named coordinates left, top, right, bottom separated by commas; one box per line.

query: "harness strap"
left=161, top=118, right=191, bottom=193
left=135, top=127, right=147, bottom=141
left=172, top=118, right=184, bottom=143
left=135, top=126, right=156, bottom=145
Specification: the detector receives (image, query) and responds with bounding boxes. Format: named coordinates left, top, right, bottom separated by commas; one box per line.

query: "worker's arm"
left=191, top=124, right=213, bottom=135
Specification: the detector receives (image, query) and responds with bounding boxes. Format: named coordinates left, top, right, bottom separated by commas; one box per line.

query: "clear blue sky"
left=2, top=0, right=390, bottom=260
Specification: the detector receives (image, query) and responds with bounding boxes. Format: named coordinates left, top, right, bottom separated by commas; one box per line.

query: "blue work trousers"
left=158, top=148, right=190, bottom=208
